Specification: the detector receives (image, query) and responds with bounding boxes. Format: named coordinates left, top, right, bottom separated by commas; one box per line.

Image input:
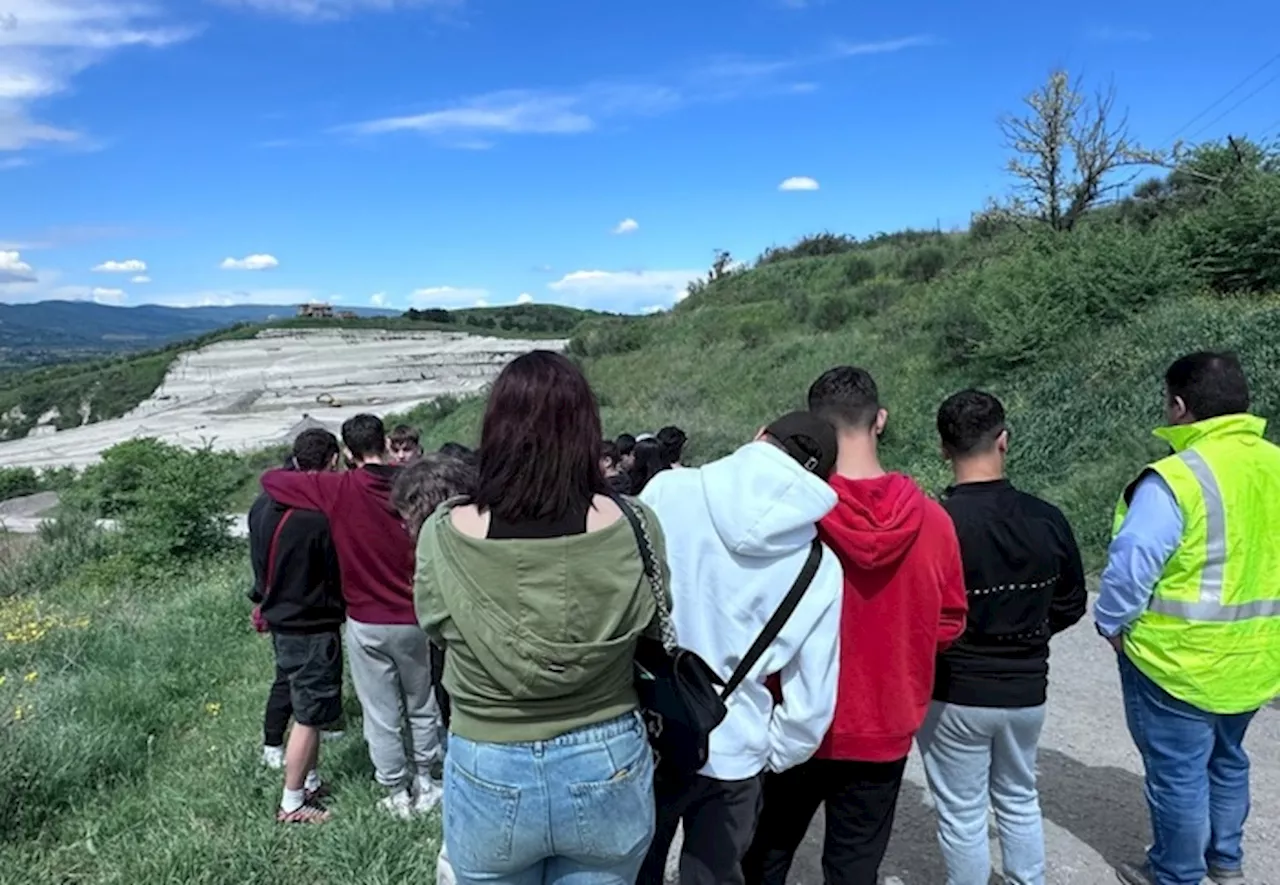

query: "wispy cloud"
left=131, top=275, right=151, bottom=284
left=340, top=35, right=933, bottom=147
left=1088, top=26, right=1153, bottom=43
left=92, top=258, right=147, bottom=273
left=370, top=291, right=387, bottom=307
left=548, top=269, right=703, bottom=311
left=91, top=286, right=126, bottom=305
left=779, top=176, right=820, bottom=191
left=0, top=156, right=30, bottom=170
left=211, top=0, right=464, bottom=22
left=613, top=218, right=640, bottom=235
left=0, top=1, right=196, bottom=154
left=516, top=293, right=534, bottom=305
left=0, top=250, right=36, bottom=283
left=411, top=285, right=490, bottom=307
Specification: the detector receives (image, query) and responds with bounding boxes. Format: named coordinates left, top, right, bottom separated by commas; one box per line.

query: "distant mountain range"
left=0, top=301, right=399, bottom=370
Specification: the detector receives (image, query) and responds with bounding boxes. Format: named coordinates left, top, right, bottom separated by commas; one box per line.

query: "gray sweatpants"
left=344, top=618, right=445, bottom=790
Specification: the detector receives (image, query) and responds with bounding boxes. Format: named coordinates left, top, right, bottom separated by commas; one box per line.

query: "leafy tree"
left=1001, top=70, right=1162, bottom=231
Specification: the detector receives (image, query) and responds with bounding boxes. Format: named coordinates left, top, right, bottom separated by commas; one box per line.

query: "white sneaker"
left=261, top=745, right=285, bottom=770
left=414, top=778, right=444, bottom=816
left=378, top=788, right=415, bottom=821
left=436, top=843, right=456, bottom=885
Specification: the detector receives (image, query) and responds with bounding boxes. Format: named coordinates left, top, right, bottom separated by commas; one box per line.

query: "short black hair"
left=937, top=389, right=1007, bottom=458
left=342, top=413, right=386, bottom=460
left=1165, top=352, right=1250, bottom=421
left=601, top=440, right=620, bottom=465
left=808, top=366, right=881, bottom=431
left=389, top=424, right=421, bottom=447
left=292, top=428, right=340, bottom=471
left=439, top=441, right=476, bottom=466
left=616, top=433, right=637, bottom=457
left=657, top=426, right=688, bottom=464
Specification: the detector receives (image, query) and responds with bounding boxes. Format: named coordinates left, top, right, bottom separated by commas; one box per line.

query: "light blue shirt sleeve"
left=1094, top=473, right=1184, bottom=637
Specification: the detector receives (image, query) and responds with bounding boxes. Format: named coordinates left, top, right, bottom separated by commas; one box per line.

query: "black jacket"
left=936, top=479, right=1087, bottom=708
left=248, top=492, right=344, bottom=634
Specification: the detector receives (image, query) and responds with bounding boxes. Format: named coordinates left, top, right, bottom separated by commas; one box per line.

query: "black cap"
left=764, top=411, right=838, bottom=479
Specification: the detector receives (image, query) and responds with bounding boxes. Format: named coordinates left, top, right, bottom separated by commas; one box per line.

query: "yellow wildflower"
left=14, top=705, right=24, bottom=721
left=24, top=671, right=37, bottom=683
left=205, top=702, right=222, bottom=716
left=0, top=675, right=6, bottom=687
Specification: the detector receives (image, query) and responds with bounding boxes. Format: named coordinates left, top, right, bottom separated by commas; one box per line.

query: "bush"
left=0, top=510, right=111, bottom=599
left=809, top=294, right=855, bottom=331
left=841, top=255, right=878, bottom=287
left=66, top=438, right=176, bottom=518
left=0, top=467, right=41, bottom=502
left=758, top=232, right=860, bottom=265
left=900, top=245, right=949, bottom=283
left=567, top=319, right=652, bottom=358
left=850, top=279, right=905, bottom=318
left=738, top=321, right=768, bottom=350
left=1177, top=173, right=1280, bottom=294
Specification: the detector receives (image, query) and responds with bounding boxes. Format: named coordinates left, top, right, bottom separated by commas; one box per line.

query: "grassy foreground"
left=0, top=554, right=442, bottom=885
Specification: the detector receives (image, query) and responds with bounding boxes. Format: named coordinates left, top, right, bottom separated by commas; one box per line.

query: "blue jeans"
left=1119, top=654, right=1258, bottom=885
left=444, top=713, right=656, bottom=885
left=917, top=701, right=1046, bottom=885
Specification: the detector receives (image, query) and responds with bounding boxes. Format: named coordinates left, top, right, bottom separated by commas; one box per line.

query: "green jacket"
left=414, top=500, right=669, bottom=743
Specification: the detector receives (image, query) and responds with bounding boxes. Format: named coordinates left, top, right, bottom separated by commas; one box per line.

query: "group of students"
left=248, top=348, right=1278, bottom=885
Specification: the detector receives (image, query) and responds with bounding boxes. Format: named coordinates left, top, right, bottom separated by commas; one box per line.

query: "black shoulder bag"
left=617, top=498, right=823, bottom=775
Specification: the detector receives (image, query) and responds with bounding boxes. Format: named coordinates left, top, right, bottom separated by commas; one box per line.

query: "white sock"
left=305, top=770, right=321, bottom=792
left=281, top=787, right=306, bottom=813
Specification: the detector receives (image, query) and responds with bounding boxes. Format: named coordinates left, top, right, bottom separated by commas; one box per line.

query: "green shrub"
left=809, top=294, right=855, bottom=331
left=900, top=245, right=949, bottom=283
left=0, top=467, right=41, bottom=502
left=841, top=255, right=878, bottom=287
left=66, top=438, right=177, bottom=518
left=850, top=279, right=905, bottom=318
left=568, top=319, right=652, bottom=358
left=0, top=510, right=110, bottom=599
left=1177, top=173, right=1280, bottom=294
left=785, top=290, right=811, bottom=323
left=738, top=321, right=768, bottom=350
left=758, top=232, right=860, bottom=265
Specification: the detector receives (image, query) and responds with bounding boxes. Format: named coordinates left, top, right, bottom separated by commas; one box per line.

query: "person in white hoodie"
left=636, top=411, right=845, bottom=885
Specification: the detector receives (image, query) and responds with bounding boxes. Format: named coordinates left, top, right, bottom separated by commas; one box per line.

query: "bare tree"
left=1001, top=70, right=1163, bottom=231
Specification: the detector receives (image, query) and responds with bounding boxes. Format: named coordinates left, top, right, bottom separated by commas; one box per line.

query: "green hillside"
left=404, top=137, right=1280, bottom=568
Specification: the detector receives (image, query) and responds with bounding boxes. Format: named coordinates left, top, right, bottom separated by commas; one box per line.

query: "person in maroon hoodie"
left=262, top=414, right=444, bottom=820
left=744, top=367, right=968, bottom=885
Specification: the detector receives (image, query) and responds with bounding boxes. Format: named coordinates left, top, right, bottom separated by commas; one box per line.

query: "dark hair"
left=473, top=351, right=608, bottom=522
left=808, top=366, right=881, bottom=431
left=389, top=424, right=421, bottom=447
left=342, top=413, right=386, bottom=461
left=937, top=389, right=1007, bottom=458
left=616, top=433, right=637, bottom=457
left=601, top=440, right=620, bottom=466
left=656, top=426, right=688, bottom=464
left=292, top=428, right=340, bottom=471
left=628, top=437, right=671, bottom=494
left=392, top=454, right=478, bottom=537
left=439, top=441, right=478, bottom=467
left=1165, top=352, right=1250, bottom=421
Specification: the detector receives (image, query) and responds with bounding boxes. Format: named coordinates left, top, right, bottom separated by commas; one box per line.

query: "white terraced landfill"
left=0, top=328, right=563, bottom=470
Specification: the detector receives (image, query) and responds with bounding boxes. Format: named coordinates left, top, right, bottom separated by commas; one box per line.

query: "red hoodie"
left=261, top=464, right=417, bottom=626
left=816, top=472, right=967, bottom=762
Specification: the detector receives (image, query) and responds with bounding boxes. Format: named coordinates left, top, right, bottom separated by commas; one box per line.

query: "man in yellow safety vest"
left=1097, top=352, right=1280, bottom=885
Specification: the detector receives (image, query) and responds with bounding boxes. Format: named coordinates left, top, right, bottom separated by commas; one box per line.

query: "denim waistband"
left=454, top=711, right=644, bottom=749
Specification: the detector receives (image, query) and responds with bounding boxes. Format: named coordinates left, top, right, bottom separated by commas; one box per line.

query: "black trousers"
left=430, top=641, right=451, bottom=729
left=742, top=757, right=907, bottom=885
left=263, top=662, right=293, bottom=747
left=638, top=772, right=764, bottom=885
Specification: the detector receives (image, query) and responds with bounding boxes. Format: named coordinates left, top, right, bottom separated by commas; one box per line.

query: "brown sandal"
left=277, top=803, right=332, bottom=824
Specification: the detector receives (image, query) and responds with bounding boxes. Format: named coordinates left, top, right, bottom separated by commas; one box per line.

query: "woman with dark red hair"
left=414, top=351, right=668, bottom=885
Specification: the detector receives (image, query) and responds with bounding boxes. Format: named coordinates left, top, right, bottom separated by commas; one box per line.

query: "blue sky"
left=2, top=0, right=1278, bottom=314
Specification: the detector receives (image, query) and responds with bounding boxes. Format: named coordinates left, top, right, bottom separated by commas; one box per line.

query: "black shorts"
left=272, top=631, right=343, bottom=728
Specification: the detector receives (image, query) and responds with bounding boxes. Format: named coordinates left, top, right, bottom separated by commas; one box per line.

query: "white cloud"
left=92, top=258, right=147, bottom=273
left=220, top=253, right=280, bottom=271
left=0, top=1, right=195, bottom=155
left=548, top=269, right=703, bottom=311
left=640, top=305, right=667, bottom=315
left=340, top=36, right=930, bottom=148
left=612, top=218, right=640, bottom=235
left=0, top=249, right=35, bottom=283
left=516, top=292, right=534, bottom=305
left=370, top=291, right=388, bottom=307
left=131, top=275, right=151, bottom=284
left=779, top=176, right=820, bottom=191
left=410, top=285, right=490, bottom=307
left=474, top=298, right=489, bottom=307
left=131, top=287, right=320, bottom=308
left=90, top=286, right=126, bottom=305
left=212, top=0, right=463, bottom=22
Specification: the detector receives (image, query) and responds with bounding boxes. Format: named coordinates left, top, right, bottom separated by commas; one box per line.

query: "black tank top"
left=486, top=500, right=590, bottom=540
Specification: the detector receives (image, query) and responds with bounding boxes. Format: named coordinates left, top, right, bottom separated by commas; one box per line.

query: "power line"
left=1167, top=50, right=1280, bottom=142
left=1185, top=69, right=1280, bottom=141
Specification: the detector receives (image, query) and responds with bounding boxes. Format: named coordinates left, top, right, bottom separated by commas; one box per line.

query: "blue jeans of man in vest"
left=1118, top=654, right=1258, bottom=885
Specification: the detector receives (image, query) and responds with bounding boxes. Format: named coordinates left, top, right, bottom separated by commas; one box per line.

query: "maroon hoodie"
left=816, top=472, right=968, bottom=762
left=261, top=464, right=417, bottom=626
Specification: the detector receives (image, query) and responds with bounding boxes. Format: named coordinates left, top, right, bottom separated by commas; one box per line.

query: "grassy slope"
left=0, top=555, right=442, bottom=885
left=411, top=264, right=1280, bottom=569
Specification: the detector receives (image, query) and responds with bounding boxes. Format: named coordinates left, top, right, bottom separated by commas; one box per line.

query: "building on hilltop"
left=297, top=302, right=334, bottom=319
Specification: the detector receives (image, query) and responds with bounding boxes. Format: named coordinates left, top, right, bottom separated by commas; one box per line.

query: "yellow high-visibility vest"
left=1113, top=414, right=1280, bottom=714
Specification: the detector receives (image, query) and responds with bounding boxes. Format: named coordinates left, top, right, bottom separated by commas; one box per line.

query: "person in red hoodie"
left=262, top=414, right=444, bottom=820
left=744, top=367, right=968, bottom=885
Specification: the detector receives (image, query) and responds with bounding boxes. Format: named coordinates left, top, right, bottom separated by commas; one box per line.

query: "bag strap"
left=261, top=509, right=295, bottom=602
left=615, top=497, right=679, bottom=654
left=722, top=538, right=824, bottom=699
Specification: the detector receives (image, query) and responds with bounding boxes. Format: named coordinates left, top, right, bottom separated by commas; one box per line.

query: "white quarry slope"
left=0, top=328, right=563, bottom=470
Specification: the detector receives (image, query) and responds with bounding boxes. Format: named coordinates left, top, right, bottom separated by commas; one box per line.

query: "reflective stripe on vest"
left=1149, top=448, right=1280, bottom=622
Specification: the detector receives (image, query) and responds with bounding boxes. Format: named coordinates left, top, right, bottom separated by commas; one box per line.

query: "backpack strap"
left=722, top=538, right=824, bottom=699
left=261, top=509, right=295, bottom=601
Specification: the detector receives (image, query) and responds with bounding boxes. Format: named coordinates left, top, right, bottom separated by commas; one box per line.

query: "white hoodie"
left=640, top=441, right=843, bottom=780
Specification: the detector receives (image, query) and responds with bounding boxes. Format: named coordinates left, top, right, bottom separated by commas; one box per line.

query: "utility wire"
left=1167, top=50, right=1280, bottom=142
left=1185, top=69, right=1280, bottom=141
